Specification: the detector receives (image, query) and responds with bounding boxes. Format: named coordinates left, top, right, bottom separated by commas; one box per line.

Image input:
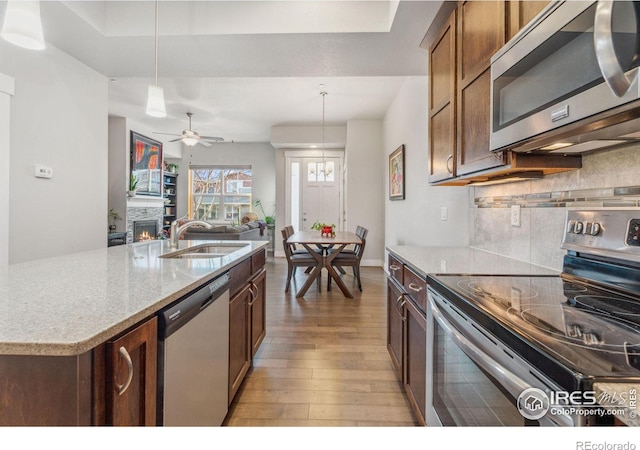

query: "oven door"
left=426, top=288, right=573, bottom=426
left=490, top=0, right=640, bottom=152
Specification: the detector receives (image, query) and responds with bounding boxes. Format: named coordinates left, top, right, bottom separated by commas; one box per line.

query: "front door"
left=301, top=158, right=341, bottom=231
left=285, top=152, right=343, bottom=233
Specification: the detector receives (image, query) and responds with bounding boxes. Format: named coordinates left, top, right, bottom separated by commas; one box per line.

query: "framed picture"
left=389, top=145, right=405, bottom=200
left=130, top=131, right=163, bottom=196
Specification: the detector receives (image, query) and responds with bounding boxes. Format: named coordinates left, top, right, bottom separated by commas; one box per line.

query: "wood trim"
left=420, top=1, right=458, bottom=50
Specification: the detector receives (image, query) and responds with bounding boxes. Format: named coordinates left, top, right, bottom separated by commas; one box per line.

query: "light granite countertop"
left=0, top=239, right=269, bottom=356
left=386, top=246, right=560, bottom=278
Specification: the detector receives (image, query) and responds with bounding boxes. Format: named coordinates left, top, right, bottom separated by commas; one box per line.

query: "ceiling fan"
left=154, top=112, right=224, bottom=147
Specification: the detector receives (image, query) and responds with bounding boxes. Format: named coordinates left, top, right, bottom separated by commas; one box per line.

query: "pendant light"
left=1, top=0, right=45, bottom=50
left=320, top=85, right=334, bottom=179
left=146, top=0, right=166, bottom=118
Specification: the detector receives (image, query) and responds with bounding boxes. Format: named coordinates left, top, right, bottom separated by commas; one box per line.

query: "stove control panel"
left=562, top=209, right=640, bottom=262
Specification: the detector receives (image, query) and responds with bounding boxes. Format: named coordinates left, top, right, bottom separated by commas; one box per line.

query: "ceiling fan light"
left=146, top=84, right=166, bottom=118
left=1, top=0, right=45, bottom=50
left=182, top=137, right=199, bottom=146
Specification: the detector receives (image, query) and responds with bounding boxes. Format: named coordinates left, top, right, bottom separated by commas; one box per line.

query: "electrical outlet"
left=440, top=207, right=448, bottom=221
left=511, top=205, right=521, bottom=227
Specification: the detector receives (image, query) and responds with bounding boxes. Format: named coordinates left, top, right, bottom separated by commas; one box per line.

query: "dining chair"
left=281, top=228, right=320, bottom=293
left=327, top=226, right=368, bottom=292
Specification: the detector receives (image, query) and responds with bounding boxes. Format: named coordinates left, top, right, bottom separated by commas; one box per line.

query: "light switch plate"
left=34, top=165, right=53, bottom=179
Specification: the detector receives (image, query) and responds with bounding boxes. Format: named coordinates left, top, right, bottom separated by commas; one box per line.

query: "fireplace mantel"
left=126, top=196, right=165, bottom=208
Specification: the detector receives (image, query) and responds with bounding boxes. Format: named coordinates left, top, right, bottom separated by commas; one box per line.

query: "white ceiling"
left=23, top=1, right=442, bottom=144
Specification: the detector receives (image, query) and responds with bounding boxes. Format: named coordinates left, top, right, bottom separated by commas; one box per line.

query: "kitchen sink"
left=159, top=243, right=249, bottom=259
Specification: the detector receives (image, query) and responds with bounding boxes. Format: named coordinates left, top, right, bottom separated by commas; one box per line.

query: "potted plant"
left=127, top=174, right=138, bottom=197
left=108, top=209, right=121, bottom=232
left=254, top=199, right=275, bottom=225
left=311, top=221, right=336, bottom=237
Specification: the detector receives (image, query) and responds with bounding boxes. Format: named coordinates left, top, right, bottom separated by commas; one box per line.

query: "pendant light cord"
left=154, top=0, right=159, bottom=86
left=321, top=88, right=327, bottom=171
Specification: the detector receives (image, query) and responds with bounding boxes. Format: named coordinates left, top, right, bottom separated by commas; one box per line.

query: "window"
left=189, top=166, right=252, bottom=223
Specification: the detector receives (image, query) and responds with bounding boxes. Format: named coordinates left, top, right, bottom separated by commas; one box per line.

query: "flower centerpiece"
left=311, top=221, right=336, bottom=237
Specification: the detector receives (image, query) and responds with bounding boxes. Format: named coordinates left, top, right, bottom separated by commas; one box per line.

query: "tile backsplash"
left=470, top=143, right=640, bottom=271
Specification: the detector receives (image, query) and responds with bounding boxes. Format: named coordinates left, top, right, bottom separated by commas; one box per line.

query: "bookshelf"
left=163, top=172, right=178, bottom=234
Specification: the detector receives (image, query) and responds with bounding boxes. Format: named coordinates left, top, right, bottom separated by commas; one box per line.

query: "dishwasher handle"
left=159, top=272, right=230, bottom=338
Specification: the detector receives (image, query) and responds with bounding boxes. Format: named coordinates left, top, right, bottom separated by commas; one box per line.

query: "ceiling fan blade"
left=198, top=140, right=212, bottom=147
left=153, top=132, right=181, bottom=137
left=168, top=138, right=183, bottom=142
left=200, top=136, right=225, bottom=142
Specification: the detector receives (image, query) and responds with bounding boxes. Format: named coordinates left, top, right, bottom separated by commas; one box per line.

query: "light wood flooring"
left=224, top=256, right=419, bottom=426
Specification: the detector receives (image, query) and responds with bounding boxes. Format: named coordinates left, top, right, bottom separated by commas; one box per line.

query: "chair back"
left=281, top=228, right=293, bottom=259
left=354, top=226, right=368, bottom=257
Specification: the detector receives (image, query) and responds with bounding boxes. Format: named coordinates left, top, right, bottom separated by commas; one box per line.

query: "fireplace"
left=133, top=220, right=158, bottom=242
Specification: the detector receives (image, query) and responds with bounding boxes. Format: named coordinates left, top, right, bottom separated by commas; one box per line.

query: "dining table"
left=286, top=230, right=362, bottom=298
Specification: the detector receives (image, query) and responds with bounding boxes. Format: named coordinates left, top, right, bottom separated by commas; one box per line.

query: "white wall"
left=0, top=73, right=14, bottom=266
left=345, top=120, right=384, bottom=266
left=169, top=143, right=276, bottom=220
left=1, top=42, right=109, bottom=263
left=383, top=77, right=469, bottom=254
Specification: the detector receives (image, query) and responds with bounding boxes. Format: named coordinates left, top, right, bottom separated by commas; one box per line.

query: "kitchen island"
left=0, top=239, right=269, bottom=425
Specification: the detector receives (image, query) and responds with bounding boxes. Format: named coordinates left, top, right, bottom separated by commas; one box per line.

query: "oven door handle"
left=429, top=295, right=574, bottom=427
left=594, top=0, right=638, bottom=97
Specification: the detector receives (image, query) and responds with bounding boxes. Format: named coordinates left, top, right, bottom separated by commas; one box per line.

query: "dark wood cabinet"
left=507, top=1, right=549, bottom=40
left=386, top=260, right=426, bottom=426
left=249, top=268, right=267, bottom=357
left=426, top=0, right=580, bottom=186
left=456, top=0, right=506, bottom=177
left=387, top=277, right=404, bottom=379
left=104, top=316, right=157, bottom=426
left=404, top=297, right=427, bottom=425
left=429, top=8, right=457, bottom=183
left=228, top=248, right=267, bottom=404
left=229, top=283, right=252, bottom=404
left=0, top=317, right=157, bottom=426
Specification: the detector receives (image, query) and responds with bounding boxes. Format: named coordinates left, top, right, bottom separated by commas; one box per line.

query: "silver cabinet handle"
left=594, top=0, right=637, bottom=97
left=248, top=283, right=259, bottom=306
left=389, top=264, right=401, bottom=271
left=116, top=346, right=134, bottom=396
left=446, top=154, right=454, bottom=174
left=408, top=283, right=423, bottom=293
left=395, top=294, right=407, bottom=321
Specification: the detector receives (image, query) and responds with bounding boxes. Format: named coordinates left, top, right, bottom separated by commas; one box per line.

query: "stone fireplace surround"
left=126, top=205, right=163, bottom=244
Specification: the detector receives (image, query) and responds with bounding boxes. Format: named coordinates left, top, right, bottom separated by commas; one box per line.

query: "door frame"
left=284, top=149, right=345, bottom=234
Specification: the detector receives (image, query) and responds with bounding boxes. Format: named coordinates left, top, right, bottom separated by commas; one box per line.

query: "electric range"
left=426, top=209, right=640, bottom=426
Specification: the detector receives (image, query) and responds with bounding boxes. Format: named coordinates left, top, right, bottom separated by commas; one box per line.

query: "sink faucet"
left=169, top=219, right=214, bottom=249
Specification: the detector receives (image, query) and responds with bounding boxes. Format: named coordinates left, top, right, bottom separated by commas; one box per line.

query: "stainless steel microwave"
left=490, top=1, right=640, bottom=154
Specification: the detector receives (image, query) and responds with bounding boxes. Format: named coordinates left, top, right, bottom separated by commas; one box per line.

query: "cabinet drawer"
left=403, top=266, right=427, bottom=312
left=251, top=248, right=266, bottom=274
left=388, top=254, right=404, bottom=285
left=229, top=258, right=252, bottom=297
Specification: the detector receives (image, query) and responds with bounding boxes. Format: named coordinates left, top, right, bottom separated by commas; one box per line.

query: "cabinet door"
left=507, top=1, right=549, bottom=39
left=249, top=269, right=267, bottom=357
left=429, top=9, right=457, bottom=183
left=106, top=316, right=157, bottom=426
left=229, top=283, right=251, bottom=404
left=456, top=0, right=507, bottom=177
left=404, top=299, right=426, bottom=426
left=386, top=278, right=405, bottom=381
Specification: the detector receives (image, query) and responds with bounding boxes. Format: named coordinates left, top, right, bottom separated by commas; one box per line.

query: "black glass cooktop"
left=428, top=274, right=640, bottom=388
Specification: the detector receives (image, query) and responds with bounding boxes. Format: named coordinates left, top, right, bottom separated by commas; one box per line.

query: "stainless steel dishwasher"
left=157, top=271, right=230, bottom=426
